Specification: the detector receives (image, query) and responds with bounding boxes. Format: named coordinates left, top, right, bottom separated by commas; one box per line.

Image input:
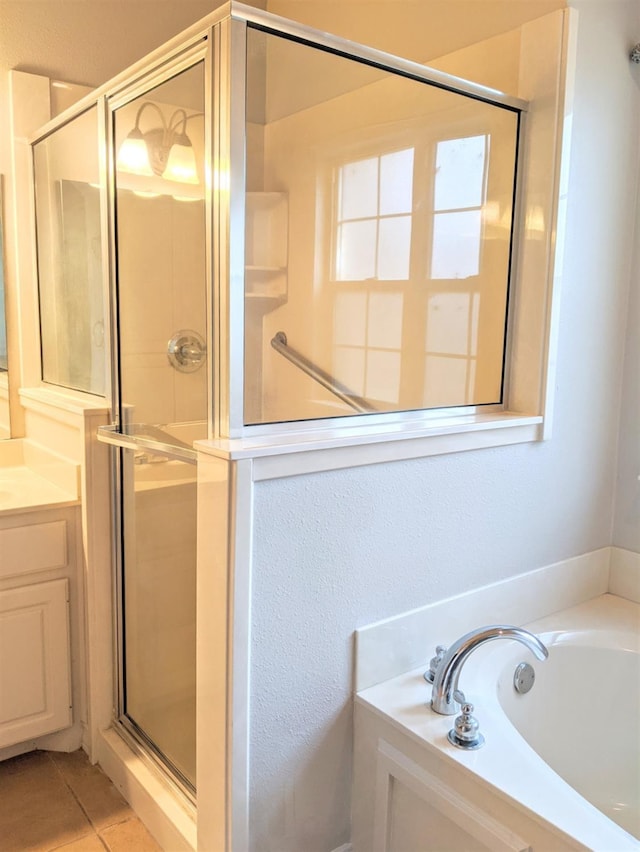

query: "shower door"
left=111, top=57, right=207, bottom=794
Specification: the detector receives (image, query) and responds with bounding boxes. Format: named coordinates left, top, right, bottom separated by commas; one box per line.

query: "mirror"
left=33, top=106, right=106, bottom=397
left=0, top=175, right=11, bottom=439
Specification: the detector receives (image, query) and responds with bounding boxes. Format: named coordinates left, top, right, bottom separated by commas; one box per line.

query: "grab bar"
left=270, top=331, right=377, bottom=414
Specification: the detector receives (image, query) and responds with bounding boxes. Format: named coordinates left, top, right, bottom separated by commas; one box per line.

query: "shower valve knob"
left=167, top=329, right=206, bottom=372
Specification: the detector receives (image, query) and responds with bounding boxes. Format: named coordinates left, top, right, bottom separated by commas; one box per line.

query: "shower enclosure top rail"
left=28, top=0, right=526, bottom=147
left=240, top=3, right=528, bottom=112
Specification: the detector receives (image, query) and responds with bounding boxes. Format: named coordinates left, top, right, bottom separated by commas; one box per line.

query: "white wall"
left=247, top=2, right=640, bottom=850
left=613, top=154, right=640, bottom=553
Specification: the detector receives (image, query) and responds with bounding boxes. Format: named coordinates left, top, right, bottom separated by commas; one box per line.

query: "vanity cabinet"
left=0, top=506, right=80, bottom=752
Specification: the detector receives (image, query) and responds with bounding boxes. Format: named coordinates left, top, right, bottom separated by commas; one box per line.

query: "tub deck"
left=355, top=594, right=639, bottom=851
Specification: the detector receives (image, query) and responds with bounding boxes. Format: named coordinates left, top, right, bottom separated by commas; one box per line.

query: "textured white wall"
left=248, top=2, right=640, bottom=850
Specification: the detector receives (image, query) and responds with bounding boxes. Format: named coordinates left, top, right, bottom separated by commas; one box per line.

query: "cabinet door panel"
left=0, top=579, right=72, bottom=747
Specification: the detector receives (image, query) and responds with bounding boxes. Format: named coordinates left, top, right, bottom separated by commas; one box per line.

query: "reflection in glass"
left=33, top=107, right=105, bottom=394
left=114, top=62, right=205, bottom=793
left=0, top=177, right=9, bottom=439
left=0, top=183, right=6, bottom=373
left=431, top=209, right=483, bottom=280
left=335, top=148, right=414, bottom=282
left=121, top=448, right=197, bottom=787
left=434, top=135, right=487, bottom=210
left=244, top=27, right=519, bottom=425
left=333, top=290, right=405, bottom=403
left=114, top=63, right=207, bottom=432
left=431, top=134, right=488, bottom=280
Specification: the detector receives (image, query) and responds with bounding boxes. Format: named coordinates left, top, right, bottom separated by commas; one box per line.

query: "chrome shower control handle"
left=167, top=329, right=206, bottom=372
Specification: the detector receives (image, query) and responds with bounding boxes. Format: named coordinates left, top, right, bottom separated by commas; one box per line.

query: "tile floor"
left=0, top=749, right=161, bottom=851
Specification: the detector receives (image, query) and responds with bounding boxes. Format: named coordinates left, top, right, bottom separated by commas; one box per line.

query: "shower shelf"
left=245, top=192, right=288, bottom=302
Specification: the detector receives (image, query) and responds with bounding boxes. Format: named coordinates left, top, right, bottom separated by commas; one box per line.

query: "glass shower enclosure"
left=30, top=0, right=525, bottom=804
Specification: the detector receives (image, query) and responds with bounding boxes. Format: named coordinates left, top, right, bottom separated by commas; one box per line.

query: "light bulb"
left=165, top=137, right=199, bottom=184
left=117, top=131, right=153, bottom=176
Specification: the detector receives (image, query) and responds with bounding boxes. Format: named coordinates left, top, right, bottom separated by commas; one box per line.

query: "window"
left=335, top=148, right=414, bottom=282
left=331, top=129, right=509, bottom=411
left=431, top=134, right=487, bottom=280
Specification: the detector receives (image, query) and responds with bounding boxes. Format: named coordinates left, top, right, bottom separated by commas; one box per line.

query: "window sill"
left=195, top=412, right=543, bottom=480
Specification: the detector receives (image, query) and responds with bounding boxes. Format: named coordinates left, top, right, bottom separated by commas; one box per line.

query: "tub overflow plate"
left=513, top=661, right=536, bottom=694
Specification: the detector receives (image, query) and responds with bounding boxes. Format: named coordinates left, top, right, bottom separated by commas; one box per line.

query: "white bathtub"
left=354, top=593, right=640, bottom=851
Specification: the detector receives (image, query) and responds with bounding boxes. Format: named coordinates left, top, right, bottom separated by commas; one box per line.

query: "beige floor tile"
left=0, top=751, right=94, bottom=851
left=99, top=818, right=162, bottom=851
left=49, top=750, right=134, bottom=830
left=0, top=749, right=50, bottom=779
left=51, top=835, right=107, bottom=851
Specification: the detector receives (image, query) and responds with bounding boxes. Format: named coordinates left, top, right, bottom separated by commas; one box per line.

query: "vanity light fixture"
left=117, top=102, right=200, bottom=184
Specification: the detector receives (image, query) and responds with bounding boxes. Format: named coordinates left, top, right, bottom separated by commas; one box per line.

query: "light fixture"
left=117, top=102, right=200, bottom=184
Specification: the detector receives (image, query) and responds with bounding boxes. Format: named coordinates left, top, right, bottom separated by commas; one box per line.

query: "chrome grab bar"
left=270, top=331, right=377, bottom=414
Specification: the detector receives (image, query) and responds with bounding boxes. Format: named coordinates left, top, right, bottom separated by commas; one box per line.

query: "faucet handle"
left=448, top=691, right=485, bottom=750
left=424, top=645, right=447, bottom=683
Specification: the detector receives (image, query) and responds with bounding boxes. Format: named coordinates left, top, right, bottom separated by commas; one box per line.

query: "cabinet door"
left=0, top=579, right=72, bottom=748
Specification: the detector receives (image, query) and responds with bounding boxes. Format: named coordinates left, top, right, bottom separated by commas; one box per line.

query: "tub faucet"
left=430, top=625, right=548, bottom=715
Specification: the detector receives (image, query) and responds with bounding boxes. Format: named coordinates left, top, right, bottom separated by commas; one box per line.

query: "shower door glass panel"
left=113, top=61, right=205, bottom=792
left=114, top=62, right=207, bottom=439
left=33, top=107, right=105, bottom=394
left=121, top=448, right=197, bottom=787
left=243, top=29, right=519, bottom=425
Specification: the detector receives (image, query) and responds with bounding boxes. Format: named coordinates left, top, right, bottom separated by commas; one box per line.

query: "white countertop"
left=0, top=465, right=79, bottom=515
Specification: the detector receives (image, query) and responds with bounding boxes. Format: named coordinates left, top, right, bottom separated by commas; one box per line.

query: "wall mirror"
left=0, top=175, right=11, bottom=439
left=33, top=107, right=106, bottom=397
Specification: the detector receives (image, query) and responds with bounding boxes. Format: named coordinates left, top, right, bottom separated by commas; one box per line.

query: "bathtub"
left=354, top=593, right=640, bottom=851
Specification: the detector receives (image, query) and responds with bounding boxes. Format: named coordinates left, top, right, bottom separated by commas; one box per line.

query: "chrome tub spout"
left=431, top=625, right=548, bottom=715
